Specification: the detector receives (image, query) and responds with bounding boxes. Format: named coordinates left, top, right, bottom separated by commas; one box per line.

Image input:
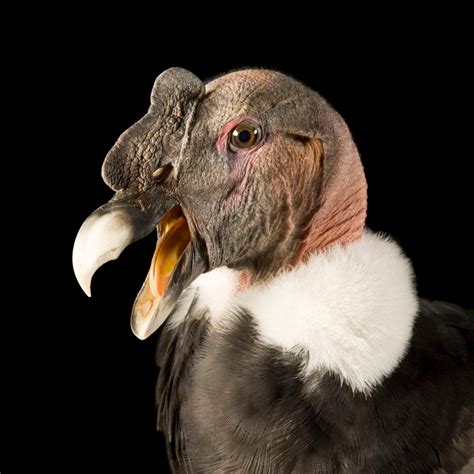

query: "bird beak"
left=73, top=198, right=207, bottom=339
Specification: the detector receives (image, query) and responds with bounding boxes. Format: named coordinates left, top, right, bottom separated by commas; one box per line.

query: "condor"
left=74, top=68, right=473, bottom=473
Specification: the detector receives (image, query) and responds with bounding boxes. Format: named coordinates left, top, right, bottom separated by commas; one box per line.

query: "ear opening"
left=286, top=134, right=324, bottom=159
left=293, top=136, right=325, bottom=176
left=286, top=133, right=311, bottom=144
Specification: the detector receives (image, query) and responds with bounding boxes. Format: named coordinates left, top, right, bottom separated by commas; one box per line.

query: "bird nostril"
left=152, top=164, right=173, bottom=183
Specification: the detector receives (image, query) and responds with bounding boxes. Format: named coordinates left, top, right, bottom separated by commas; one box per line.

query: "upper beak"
left=73, top=69, right=208, bottom=339
left=72, top=196, right=207, bottom=339
left=73, top=201, right=156, bottom=297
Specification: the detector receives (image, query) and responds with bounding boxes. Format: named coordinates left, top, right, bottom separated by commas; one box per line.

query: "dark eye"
left=230, top=120, right=261, bottom=150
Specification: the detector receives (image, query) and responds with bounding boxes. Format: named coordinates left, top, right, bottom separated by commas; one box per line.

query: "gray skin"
left=102, top=67, right=363, bottom=283
left=75, top=67, right=365, bottom=338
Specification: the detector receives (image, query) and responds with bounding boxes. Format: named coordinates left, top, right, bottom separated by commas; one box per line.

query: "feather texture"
left=193, top=231, right=418, bottom=392
left=157, top=231, right=473, bottom=473
left=157, top=299, right=473, bottom=473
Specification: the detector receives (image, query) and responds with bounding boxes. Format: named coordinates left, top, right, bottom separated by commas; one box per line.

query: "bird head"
left=73, top=68, right=367, bottom=339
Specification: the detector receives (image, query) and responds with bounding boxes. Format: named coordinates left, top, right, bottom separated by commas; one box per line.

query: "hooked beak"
left=73, top=198, right=207, bottom=339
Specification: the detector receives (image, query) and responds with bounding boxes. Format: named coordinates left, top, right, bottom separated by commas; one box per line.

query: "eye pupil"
left=238, top=129, right=252, bottom=143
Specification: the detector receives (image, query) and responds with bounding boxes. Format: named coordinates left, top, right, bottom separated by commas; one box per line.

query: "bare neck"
left=293, top=156, right=367, bottom=264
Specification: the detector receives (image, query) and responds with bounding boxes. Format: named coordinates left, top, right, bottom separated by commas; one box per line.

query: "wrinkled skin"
left=105, top=67, right=365, bottom=274
left=74, top=67, right=366, bottom=337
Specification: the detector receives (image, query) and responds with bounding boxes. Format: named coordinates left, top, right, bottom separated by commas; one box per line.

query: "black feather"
left=156, top=299, right=474, bottom=473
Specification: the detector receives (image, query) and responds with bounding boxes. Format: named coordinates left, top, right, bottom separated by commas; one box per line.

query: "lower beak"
left=72, top=200, right=206, bottom=339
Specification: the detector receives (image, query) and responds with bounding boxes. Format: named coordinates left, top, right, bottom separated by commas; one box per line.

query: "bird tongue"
left=151, top=213, right=190, bottom=297
left=133, top=207, right=191, bottom=323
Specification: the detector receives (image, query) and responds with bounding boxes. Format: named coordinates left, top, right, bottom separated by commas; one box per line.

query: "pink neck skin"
left=293, top=155, right=367, bottom=265
left=238, top=145, right=367, bottom=292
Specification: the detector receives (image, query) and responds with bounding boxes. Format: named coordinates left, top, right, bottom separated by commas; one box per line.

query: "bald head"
left=75, top=67, right=367, bottom=336
left=103, top=68, right=366, bottom=277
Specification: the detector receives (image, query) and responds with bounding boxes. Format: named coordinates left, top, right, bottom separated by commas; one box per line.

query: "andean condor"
left=73, top=68, right=473, bottom=473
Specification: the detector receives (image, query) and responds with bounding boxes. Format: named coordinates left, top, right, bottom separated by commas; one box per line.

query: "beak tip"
left=72, top=258, right=93, bottom=298
left=131, top=322, right=150, bottom=340
left=76, top=274, right=92, bottom=297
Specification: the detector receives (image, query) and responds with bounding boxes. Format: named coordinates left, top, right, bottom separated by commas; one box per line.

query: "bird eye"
left=230, top=121, right=261, bottom=150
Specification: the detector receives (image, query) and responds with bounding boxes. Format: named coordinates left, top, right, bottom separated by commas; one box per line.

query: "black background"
left=16, top=18, right=472, bottom=473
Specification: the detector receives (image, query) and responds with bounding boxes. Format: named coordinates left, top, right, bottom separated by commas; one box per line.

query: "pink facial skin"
left=217, top=116, right=266, bottom=209
left=210, top=71, right=367, bottom=290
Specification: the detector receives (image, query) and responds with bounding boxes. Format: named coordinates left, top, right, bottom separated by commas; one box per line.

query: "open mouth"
left=73, top=197, right=205, bottom=339
left=133, top=205, right=191, bottom=323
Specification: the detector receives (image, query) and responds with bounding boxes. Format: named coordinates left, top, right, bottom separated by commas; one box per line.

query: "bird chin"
left=73, top=201, right=207, bottom=340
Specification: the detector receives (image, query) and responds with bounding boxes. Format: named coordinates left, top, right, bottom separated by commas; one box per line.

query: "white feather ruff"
left=170, top=231, right=419, bottom=394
